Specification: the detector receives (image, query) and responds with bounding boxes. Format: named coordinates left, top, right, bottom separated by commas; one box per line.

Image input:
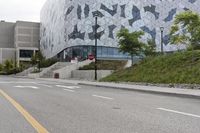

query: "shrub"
left=40, top=58, right=58, bottom=68
left=0, top=64, right=2, bottom=72
left=3, top=60, right=14, bottom=74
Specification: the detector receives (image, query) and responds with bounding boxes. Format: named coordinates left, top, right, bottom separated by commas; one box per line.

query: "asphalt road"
left=0, top=76, right=200, bottom=133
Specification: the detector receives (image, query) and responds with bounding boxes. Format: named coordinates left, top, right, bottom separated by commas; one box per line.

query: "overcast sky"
left=0, top=0, right=47, bottom=22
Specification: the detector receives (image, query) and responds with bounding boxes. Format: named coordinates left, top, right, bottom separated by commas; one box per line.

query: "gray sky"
left=0, top=0, right=47, bottom=22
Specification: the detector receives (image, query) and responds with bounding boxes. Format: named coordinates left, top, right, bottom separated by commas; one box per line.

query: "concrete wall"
left=15, top=21, right=40, bottom=66
left=0, top=48, right=15, bottom=64
left=15, top=21, right=40, bottom=48
left=0, top=21, right=40, bottom=65
left=0, top=22, right=15, bottom=48
left=71, top=70, right=113, bottom=80
left=53, top=60, right=92, bottom=79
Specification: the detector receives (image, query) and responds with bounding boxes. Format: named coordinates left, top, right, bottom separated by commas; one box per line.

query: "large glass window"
left=61, top=45, right=131, bottom=61
left=19, top=50, right=33, bottom=58
left=108, top=47, right=114, bottom=56
left=97, top=46, right=102, bottom=57
left=102, top=47, right=108, bottom=57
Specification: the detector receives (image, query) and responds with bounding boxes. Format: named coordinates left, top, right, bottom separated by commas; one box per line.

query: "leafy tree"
left=36, top=51, right=44, bottom=61
left=3, top=60, right=14, bottom=74
left=117, top=29, right=145, bottom=66
left=0, top=64, right=2, bottom=72
left=31, top=53, right=38, bottom=71
left=170, top=11, right=200, bottom=49
left=31, top=53, right=38, bottom=66
left=143, top=39, right=157, bottom=56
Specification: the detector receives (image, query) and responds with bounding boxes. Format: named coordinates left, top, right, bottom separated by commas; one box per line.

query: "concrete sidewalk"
left=37, top=78, right=200, bottom=99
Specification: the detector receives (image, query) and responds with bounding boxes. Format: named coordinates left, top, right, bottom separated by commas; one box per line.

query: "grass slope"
left=101, top=51, right=200, bottom=84
left=79, top=60, right=127, bottom=70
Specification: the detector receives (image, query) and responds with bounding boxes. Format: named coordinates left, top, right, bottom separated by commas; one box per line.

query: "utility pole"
left=160, top=27, right=164, bottom=54
left=94, top=13, right=98, bottom=80
left=38, top=40, right=41, bottom=72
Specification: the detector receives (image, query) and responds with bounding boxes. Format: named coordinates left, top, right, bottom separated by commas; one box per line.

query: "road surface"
left=0, top=76, right=200, bottom=133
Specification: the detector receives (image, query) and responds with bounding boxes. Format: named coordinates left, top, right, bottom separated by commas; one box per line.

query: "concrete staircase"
left=40, top=62, right=71, bottom=78
left=26, top=60, right=93, bottom=79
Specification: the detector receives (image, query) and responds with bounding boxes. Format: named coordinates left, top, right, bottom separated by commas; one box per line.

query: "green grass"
left=101, top=50, right=200, bottom=84
left=79, top=60, right=127, bottom=70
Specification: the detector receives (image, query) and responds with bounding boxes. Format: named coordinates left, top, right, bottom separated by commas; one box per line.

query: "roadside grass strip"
left=0, top=89, right=49, bottom=133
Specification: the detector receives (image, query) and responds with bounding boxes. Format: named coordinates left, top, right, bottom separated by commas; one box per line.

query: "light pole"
left=94, top=13, right=98, bottom=80
left=38, top=40, right=41, bottom=72
left=160, top=27, right=164, bottom=54
left=14, top=48, right=17, bottom=75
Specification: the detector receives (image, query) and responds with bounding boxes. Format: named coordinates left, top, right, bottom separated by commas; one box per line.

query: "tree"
left=3, top=60, right=14, bottom=74
left=117, top=29, right=145, bottom=66
left=143, top=39, right=157, bottom=56
left=0, top=64, right=2, bottom=72
left=36, top=51, right=44, bottom=61
left=31, top=53, right=38, bottom=71
left=31, top=53, right=37, bottom=66
left=170, top=11, right=200, bottom=49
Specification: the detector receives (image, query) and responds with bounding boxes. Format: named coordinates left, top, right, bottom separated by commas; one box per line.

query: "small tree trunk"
left=131, top=55, right=134, bottom=66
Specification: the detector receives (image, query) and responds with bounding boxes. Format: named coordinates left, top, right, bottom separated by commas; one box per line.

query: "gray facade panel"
left=0, top=22, right=15, bottom=48
left=0, top=48, right=15, bottom=64
left=15, top=21, right=40, bottom=48
left=18, top=28, right=32, bottom=35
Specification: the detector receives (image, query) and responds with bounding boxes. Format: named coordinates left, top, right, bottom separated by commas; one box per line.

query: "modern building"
left=0, top=21, right=15, bottom=64
left=0, top=21, right=40, bottom=66
left=40, top=0, right=200, bottom=61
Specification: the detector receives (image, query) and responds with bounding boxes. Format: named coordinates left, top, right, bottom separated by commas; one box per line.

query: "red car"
left=88, top=54, right=95, bottom=60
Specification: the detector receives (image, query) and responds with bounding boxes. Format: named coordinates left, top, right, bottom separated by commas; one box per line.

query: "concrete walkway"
left=37, top=78, right=200, bottom=99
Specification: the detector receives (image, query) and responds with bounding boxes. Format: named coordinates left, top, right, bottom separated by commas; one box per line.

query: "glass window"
left=108, top=47, right=114, bottom=56
left=19, top=50, right=33, bottom=58
left=102, top=47, right=108, bottom=57
left=97, top=46, right=102, bottom=57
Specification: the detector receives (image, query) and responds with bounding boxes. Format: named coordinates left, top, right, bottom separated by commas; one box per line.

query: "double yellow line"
left=0, top=89, right=49, bottom=133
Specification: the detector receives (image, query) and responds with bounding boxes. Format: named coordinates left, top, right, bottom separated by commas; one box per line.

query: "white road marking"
left=33, top=83, right=52, bottom=88
left=157, top=108, right=200, bottom=118
left=56, top=85, right=80, bottom=89
left=63, top=89, right=75, bottom=92
left=92, top=95, right=113, bottom=100
left=0, top=82, right=35, bottom=84
left=14, top=86, right=39, bottom=90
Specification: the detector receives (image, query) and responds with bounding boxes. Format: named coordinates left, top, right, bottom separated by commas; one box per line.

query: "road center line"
left=63, top=89, right=75, bottom=92
left=0, top=82, right=35, bottom=84
left=92, top=95, right=113, bottom=100
left=0, top=89, right=49, bottom=133
left=157, top=108, right=200, bottom=118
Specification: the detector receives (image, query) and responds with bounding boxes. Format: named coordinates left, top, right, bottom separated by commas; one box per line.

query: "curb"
left=13, top=77, right=200, bottom=100
left=79, top=83, right=200, bottom=99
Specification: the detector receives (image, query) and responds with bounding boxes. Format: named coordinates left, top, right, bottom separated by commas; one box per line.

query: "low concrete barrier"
left=71, top=70, right=113, bottom=80
left=53, top=60, right=93, bottom=79
left=28, top=73, right=40, bottom=78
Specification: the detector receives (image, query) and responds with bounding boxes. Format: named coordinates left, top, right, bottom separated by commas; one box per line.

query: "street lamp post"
left=14, top=48, right=17, bottom=75
left=38, top=40, right=41, bottom=72
left=160, top=27, right=164, bottom=54
left=94, top=13, right=98, bottom=80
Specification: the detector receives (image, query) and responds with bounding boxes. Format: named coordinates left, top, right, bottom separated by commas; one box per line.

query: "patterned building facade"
left=40, top=0, right=200, bottom=60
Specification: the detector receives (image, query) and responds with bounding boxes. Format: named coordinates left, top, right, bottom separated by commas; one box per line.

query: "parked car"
left=88, top=54, right=94, bottom=60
